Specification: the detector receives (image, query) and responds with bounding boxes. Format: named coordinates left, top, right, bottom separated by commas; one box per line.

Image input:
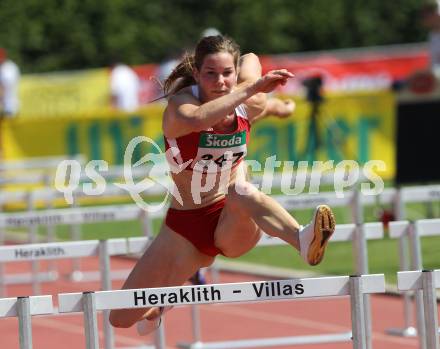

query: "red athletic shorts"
left=165, top=198, right=226, bottom=256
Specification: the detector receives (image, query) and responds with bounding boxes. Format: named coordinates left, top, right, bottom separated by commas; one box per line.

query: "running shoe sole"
left=307, top=205, right=336, bottom=266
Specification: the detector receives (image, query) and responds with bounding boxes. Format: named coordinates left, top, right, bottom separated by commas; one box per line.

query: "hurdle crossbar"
left=58, top=274, right=384, bottom=349
left=0, top=205, right=144, bottom=228
left=0, top=237, right=152, bottom=288
left=0, top=155, right=86, bottom=172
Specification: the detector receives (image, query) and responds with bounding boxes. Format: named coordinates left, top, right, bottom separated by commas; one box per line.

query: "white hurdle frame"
left=389, top=218, right=440, bottom=349
left=58, top=274, right=385, bottom=349
left=397, top=269, right=440, bottom=349
left=0, top=295, right=53, bottom=349
left=388, top=185, right=440, bottom=338
left=0, top=203, right=158, bottom=292
left=183, top=222, right=383, bottom=349
left=0, top=237, right=161, bottom=349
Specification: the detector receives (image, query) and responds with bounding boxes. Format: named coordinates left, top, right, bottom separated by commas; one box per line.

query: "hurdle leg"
left=409, top=223, right=427, bottom=349
left=140, top=210, right=154, bottom=238
left=27, top=193, right=41, bottom=295
left=69, top=196, right=83, bottom=281
left=350, top=191, right=372, bottom=349
left=83, top=292, right=99, bottom=349
left=350, top=276, right=366, bottom=349
left=352, top=225, right=372, bottom=349
left=386, top=235, right=418, bottom=336
left=191, top=304, right=202, bottom=343
left=98, top=240, right=115, bottom=349
left=154, top=320, right=166, bottom=349
left=17, top=296, right=32, bottom=349
left=0, top=227, right=5, bottom=297
left=400, top=235, right=416, bottom=335
left=422, top=270, right=440, bottom=349
left=45, top=192, right=58, bottom=280
left=390, top=188, right=417, bottom=337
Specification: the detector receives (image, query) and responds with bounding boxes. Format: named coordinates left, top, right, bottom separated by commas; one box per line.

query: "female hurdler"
left=110, top=35, right=335, bottom=334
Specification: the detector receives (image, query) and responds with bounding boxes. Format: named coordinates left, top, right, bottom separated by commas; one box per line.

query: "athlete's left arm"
left=236, top=53, right=267, bottom=120
left=250, top=97, right=296, bottom=124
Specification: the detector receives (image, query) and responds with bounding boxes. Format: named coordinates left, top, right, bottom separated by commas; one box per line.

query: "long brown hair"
left=163, top=35, right=240, bottom=97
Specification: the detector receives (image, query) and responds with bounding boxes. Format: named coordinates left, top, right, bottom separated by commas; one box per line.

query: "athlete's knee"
left=227, top=181, right=260, bottom=207
left=219, top=228, right=262, bottom=258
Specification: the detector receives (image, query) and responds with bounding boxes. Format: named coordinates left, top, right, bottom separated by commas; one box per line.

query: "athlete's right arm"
left=162, top=83, right=258, bottom=139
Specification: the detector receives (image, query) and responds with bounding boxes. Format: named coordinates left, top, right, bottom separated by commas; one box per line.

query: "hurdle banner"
left=0, top=237, right=153, bottom=291
left=0, top=204, right=144, bottom=228
left=58, top=274, right=385, bottom=349
left=397, top=270, right=440, bottom=349
left=0, top=295, right=53, bottom=349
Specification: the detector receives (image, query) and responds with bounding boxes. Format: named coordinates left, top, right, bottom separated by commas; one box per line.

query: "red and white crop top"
left=164, top=85, right=251, bottom=173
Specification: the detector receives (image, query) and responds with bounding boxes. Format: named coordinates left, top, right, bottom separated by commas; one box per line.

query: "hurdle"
left=0, top=294, right=53, bottom=349
left=387, top=185, right=440, bottom=337
left=0, top=190, right=60, bottom=296
left=58, top=274, right=385, bottom=349
left=246, top=188, right=388, bottom=349
left=183, top=222, right=383, bottom=349
left=389, top=218, right=440, bottom=349
left=397, top=269, right=440, bottom=349
left=0, top=201, right=160, bottom=290
left=183, top=188, right=389, bottom=349
left=0, top=236, right=162, bottom=349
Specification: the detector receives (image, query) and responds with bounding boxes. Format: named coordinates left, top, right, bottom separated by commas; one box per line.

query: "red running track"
left=1, top=256, right=429, bottom=349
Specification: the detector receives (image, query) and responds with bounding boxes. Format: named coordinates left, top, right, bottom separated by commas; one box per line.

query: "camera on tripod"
left=302, top=75, right=323, bottom=103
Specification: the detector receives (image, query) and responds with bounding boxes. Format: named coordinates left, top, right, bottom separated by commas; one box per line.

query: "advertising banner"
left=18, top=68, right=109, bottom=118
left=261, top=46, right=429, bottom=94
left=2, top=91, right=395, bottom=180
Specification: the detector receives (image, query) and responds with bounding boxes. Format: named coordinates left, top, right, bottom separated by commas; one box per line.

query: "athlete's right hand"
left=253, top=69, right=294, bottom=94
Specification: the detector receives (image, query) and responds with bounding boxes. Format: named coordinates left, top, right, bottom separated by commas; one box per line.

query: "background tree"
left=0, top=0, right=430, bottom=73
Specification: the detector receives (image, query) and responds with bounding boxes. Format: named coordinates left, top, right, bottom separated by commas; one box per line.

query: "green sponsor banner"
left=199, top=131, right=246, bottom=148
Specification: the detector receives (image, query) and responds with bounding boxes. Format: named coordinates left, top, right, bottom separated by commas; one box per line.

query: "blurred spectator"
left=110, top=63, right=140, bottom=112
left=201, top=27, right=221, bottom=38
left=158, top=54, right=179, bottom=86
left=0, top=48, right=20, bottom=117
left=421, top=1, right=440, bottom=77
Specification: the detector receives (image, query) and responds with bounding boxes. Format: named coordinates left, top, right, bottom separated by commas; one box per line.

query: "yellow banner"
left=252, top=91, right=395, bottom=179
left=19, top=69, right=109, bottom=118
left=2, top=91, right=395, bottom=179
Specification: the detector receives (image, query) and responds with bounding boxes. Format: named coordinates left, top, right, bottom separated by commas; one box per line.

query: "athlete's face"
left=193, top=52, right=237, bottom=102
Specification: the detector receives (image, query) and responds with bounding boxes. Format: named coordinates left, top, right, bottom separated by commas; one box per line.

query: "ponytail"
left=163, top=52, right=196, bottom=96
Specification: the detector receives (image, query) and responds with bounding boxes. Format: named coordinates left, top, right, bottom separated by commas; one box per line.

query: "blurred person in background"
left=110, top=62, right=140, bottom=112
left=109, top=35, right=335, bottom=334
left=0, top=48, right=20, bottom=117
left=421, top=1, right=440, bottom=77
